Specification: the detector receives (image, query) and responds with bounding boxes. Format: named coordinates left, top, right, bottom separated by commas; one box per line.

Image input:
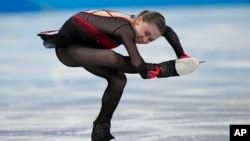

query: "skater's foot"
left=157, top=57, right=201, bottom=78
left=91, top=122, right=116, bottom=141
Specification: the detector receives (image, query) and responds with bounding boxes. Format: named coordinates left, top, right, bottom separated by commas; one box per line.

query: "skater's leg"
left=84, top=66, right=127, bottom=141
left=56, top=45, right=136, bottom=73
left=84, top=66, right=127, bottom=123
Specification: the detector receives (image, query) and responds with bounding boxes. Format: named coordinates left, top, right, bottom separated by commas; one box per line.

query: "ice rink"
left=0, top=5, right=250, bottom=141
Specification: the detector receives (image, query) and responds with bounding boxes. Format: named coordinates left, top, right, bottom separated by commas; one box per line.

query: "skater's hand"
left=147, top=65, right=160, bottom=79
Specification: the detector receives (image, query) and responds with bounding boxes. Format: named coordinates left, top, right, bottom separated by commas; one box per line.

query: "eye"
left=149, top=38, right=154, bottom=42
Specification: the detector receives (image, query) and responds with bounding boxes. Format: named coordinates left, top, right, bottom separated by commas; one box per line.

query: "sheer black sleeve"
left=163, top=25, right=188, bottom=58
left=113, top=24, right=150, bottom=78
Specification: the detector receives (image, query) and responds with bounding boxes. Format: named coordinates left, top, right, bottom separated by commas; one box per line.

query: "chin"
left=136, top=42, right=147, bottom=44
left=135, top=40, right=144, bottom=44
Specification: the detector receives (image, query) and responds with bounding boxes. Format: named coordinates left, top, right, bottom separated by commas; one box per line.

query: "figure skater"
left=38, top=9, right=200, bottom=141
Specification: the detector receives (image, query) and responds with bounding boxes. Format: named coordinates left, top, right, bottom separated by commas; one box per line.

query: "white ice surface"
left=0, top=5, right=250, bottom=141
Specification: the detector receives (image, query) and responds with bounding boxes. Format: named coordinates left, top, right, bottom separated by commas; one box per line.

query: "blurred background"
left=0, top=0, right=250, bottom=141
left=0, top=0, right=249, bottom=12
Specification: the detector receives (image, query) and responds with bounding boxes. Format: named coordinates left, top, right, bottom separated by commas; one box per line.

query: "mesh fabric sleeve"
left=113, top=24, right=153, bottom=78
left=163, top=25, right=188, bottom=58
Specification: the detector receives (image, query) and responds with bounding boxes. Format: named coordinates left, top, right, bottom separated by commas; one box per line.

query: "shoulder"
left=113, top=23, right=135, bottom=38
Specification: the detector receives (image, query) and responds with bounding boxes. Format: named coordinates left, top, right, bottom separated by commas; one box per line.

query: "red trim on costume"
left=178, top=52, right=190, bottom=59
left=90, top=10, right=114, bottom=17
left=72, top=15, right=119, bottom=49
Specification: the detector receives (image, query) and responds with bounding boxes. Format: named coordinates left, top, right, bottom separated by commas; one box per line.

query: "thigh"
left=56, top=45, right=137, bottom=73
left=84, top=66, right=126, bottom=82
left=64, top=45, right=121, bottom=67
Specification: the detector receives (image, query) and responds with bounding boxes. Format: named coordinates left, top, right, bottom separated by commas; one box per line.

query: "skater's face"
left=134, top=16, right=161, bottom=44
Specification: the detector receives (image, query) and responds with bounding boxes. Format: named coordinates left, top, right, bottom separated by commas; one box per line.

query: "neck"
left=130, top=15, right=137, bottom=26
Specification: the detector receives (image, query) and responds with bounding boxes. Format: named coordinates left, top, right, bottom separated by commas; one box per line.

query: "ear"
left=135, top=16, right=143, bottom=25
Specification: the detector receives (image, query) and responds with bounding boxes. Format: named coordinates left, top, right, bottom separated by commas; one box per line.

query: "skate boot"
left=157, top=58, right=201, bottom=78
left=91, top=122, right=116, bottom=141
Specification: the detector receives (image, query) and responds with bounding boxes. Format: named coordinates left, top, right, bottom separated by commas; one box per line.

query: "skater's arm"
left=163, top=25, right=189, bottom=58
left=114, top=24, right=151, bottom=78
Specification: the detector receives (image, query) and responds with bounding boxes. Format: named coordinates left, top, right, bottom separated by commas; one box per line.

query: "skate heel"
left=91, top=122, right=116, bottom=141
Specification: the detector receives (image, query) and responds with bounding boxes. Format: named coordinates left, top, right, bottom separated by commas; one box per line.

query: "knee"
left=104, top=51, right=121, bottom=67
left=108, top=73, right=127, bottom=89
left=105, top=52, right=125, bottom=68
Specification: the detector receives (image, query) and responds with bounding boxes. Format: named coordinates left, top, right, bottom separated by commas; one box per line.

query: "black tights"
left=55, top=45, right=136, bottom=123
